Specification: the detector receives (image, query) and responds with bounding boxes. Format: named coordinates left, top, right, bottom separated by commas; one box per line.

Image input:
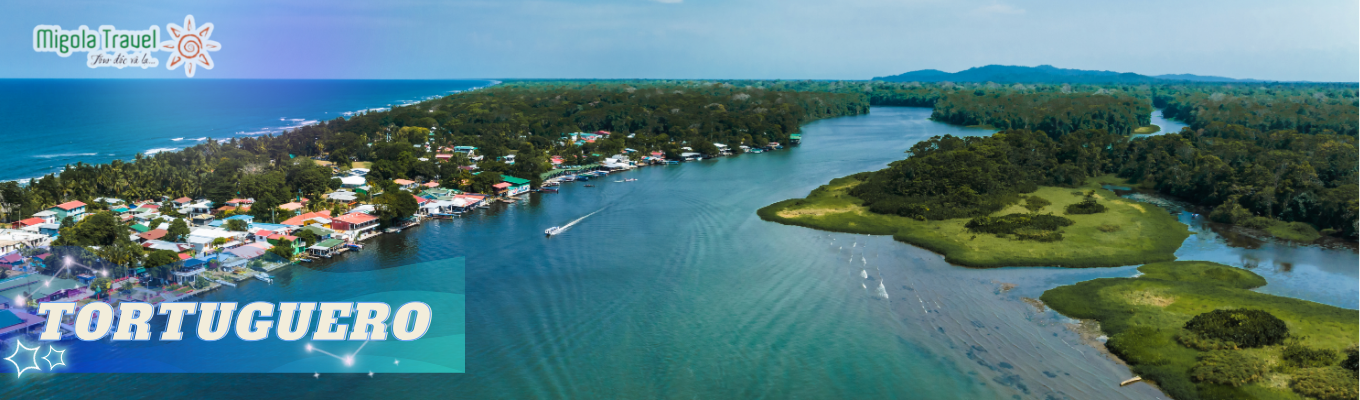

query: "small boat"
left=255, top=273, right=273, bottom=284
left=384, top=227, right=401, bottom=233
left=298, top=258, right=312, bottom=263
left=584, top=184, right=594, bottom=187
left=625, top=178, right=638, bottom=182
left=347, top=243, right=363, bottom=250
left=614, top=180, right=624, bottom=183
left=542, top=188, right=559, bottom=193
left=499, top=198, right=516, bottom=203
left=545, top=226, right=563, bottom=236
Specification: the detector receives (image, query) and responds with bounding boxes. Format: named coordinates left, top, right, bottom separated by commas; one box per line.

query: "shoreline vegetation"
left=1040, top=261, right=1359, bottom=400
left=758, top=174, right=1189, bottom=268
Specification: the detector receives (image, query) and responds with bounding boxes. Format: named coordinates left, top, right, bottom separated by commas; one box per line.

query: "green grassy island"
left=758, top=174, right=1189, bottom=268
left=1041, top=261, right=1359, bottom=400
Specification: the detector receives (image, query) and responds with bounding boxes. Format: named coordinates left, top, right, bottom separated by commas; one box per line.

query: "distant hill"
left=873, top=65, right=1262, bottom=83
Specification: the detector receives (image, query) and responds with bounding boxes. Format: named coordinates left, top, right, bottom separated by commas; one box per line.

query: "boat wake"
left=548, top=208, right=604, bottom=236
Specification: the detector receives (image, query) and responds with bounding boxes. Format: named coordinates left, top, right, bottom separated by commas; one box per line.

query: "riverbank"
left=1040, top=261, right=1359, bottom=400
left=758, top=174, right=1189, bottom=268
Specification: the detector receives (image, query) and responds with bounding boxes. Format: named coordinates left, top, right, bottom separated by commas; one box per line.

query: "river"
left=4, top=106, right=1354, bottom=399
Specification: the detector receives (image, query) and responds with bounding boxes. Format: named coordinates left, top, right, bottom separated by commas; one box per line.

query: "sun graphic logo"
left=159, top=15, right=219, bottom=78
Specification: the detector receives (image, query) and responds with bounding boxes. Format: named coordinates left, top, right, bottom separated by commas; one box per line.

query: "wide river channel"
left=6, top=106, right=1356, bottom=399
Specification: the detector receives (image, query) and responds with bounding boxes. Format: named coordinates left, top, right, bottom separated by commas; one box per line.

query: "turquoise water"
left=2, top=106, right=1353, bottom=398
left=0, top=79, right=492, bottom=182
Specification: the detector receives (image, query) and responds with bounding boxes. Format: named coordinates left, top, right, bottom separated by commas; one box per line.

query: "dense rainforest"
left=820, top=81, right=1358, bottom=237
left=1155, top=83, right=1359, bottom=137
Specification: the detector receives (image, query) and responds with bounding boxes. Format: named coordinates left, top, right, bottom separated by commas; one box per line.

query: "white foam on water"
left=555, top=208, right=604, bottom=235
left=860, top=270, right=868, bottom=279
left=33, top=152, right=97, bottom=159
left=144, top=147, right=178, bottom=155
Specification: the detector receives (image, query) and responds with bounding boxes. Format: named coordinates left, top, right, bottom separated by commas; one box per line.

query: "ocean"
left=0, top=79, right=494, bottom=182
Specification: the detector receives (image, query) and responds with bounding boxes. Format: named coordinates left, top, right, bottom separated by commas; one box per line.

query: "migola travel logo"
left=33, top=15, right=220, bottom=77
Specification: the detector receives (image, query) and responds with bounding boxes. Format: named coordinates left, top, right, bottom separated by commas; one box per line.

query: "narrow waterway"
left=5, top=107, right=1353, bottom=399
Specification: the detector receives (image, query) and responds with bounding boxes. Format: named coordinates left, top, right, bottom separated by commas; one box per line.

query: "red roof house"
left=54, top=200, right=87, bottom=211
left=330, top=212, right=379, bottom=233
left=11, top=217, right=45, bottom=229
left=138, top=229, right=168, bottom=241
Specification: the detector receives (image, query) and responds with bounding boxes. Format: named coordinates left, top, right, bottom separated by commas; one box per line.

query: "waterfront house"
left=789, top=133, right=802, bottom=145
left=331, top=212, right=379, bottom=237
left=680, top=152, right=701, bottom=161
left=419, top=187, right=464, bottom=201
left=308, top=238, right=345, bottom=258
left=171, top=258, right=207, bottom=285
left=48, top=200, right=87, bottom=222
left=500, top=175, right=530, bottom=196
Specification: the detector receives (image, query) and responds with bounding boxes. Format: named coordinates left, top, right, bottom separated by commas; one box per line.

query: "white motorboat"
left=545, top=226, right=563, bottom=236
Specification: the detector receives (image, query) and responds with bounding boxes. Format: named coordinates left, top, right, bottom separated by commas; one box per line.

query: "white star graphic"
left=4, top=340, right=41, bottom=378
left=41, top=346, right=65, bottom=370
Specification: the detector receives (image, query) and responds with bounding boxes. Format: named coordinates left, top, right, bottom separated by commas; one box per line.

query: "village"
left=0, top=131, right=794, bottom=341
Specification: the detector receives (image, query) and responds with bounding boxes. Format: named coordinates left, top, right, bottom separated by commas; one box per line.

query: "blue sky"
left=4, top=0, right=1357, bottom=81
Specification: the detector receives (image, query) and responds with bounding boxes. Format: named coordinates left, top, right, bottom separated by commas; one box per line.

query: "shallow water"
left=5, top=106, right=1352, bottom=398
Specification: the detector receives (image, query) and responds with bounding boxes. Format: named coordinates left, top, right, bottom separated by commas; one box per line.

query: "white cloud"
left=976, top=3, right=1024, bottom=15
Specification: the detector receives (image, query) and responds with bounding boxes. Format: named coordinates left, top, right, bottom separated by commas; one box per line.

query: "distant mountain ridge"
left=873, top=65, right=1263, bottom=83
